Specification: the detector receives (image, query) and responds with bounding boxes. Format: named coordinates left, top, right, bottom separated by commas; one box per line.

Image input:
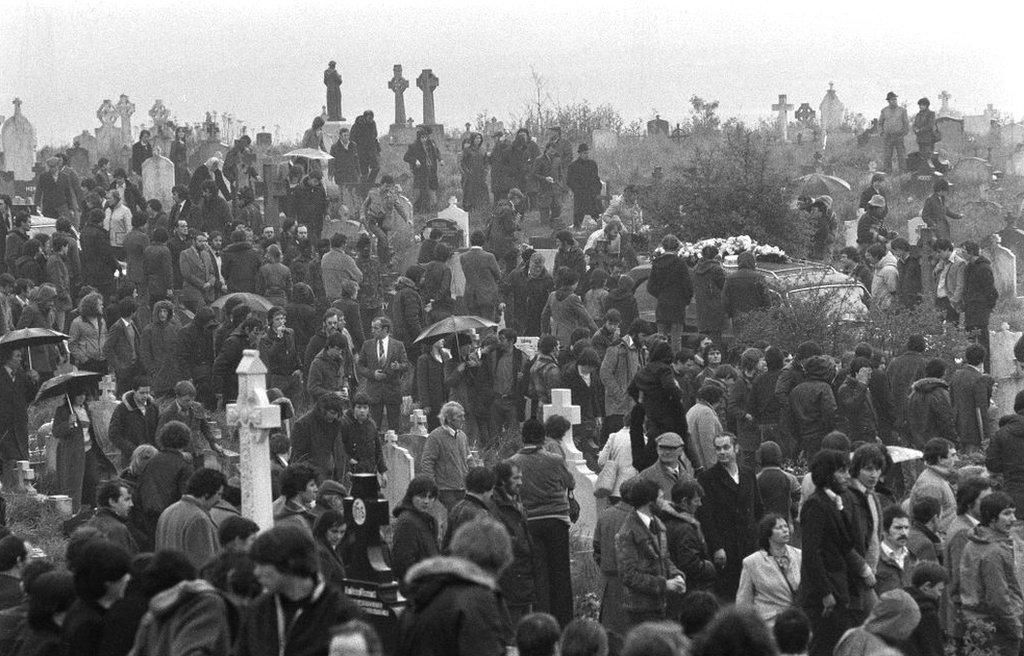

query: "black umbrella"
left=34, top=370, right=102, bottom=404
left=0, top=328, right=68, bottom=369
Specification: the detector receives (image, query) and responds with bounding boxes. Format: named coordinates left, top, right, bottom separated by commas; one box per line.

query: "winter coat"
left=833, top=589, right=922, bottom=656
left=520, top=270, right=554, bottom=336
left=290, top=406, right=343, bottom=482
left=836, top=376, right=878, bottom=442
left=554, top=245, right=587, bottom=287
left=874, top=546, right=917, bottom=595
left=157, top=400, right=216, bottom=461
left=509, top=444, right=574, bottom=520
left=697, top=463, right=762, bottom=596
left=897, top=254, right=923, bottom=306
left=236, top=581, right=359, bottom=656
left=490, top=488, right=536, bottom=608
left=628, top=360, right=686, bottom=437
left=390, top=277, right=424, bottom=345
left=391, top=501, right=440, bottom=588
left=602, top=276, right=638, bottom=330
left=461, top=248, right=502, bottom=317
left=257, top=262, right=292, bottom=307
left=443, top=494, right=494, bottom=550
left=420, top=261, right=453, bottom=317
left=736, top=547, right=803, bottom=627
left=904, top=584, right=945, bottom=656
left=212, top=327, right=250, bottom=402
left=692, top=258, right=727, bottom=333
left=949, top=365, right=994, bottom=448
left=140, top=301, right=180, bottom=395
left=176, top=318, right=216, bottom=383
left=154, top=495, right=219, bottom=569
left=396, top=556, right=511, bottom=656
left=340, top=409, right=384, bottom=475
left=799, top=489, right=866, bottom=610
left=137, top=449, right=194, bottom=517
left=143, top=243, right=174, bottom=299
left=908, top=466, right=957, bottom=538
left=421, top=425, right=470, bottom=491
left=540, top=288, right=596, bottom=343
left=220, top=241, right=262, bottom=293
left=485, top=200, right=519, bottom=265
left=870, top=251, right=899, bottom=310
left=329, top=139, right=360, bottom=184
left=614, top=509, right=683, bottom=614
left=905, top=378, right=956, bottom=449
left=886, top=350, right=928, bottom=434
left=45, top=253, right=71, bottom=311
left=68, top=315, right=107, bottom=366
left=84, top=507, right=138, bottom=555
left=600, top=339, right=640, bottom=415
left=647, top=252, right=693, bottom=323
left=788, top=356, right=837, bottom=452
left=259, top=327, right=301, bottom=377
left=272, top=496, right=315, bottom=537
left=987, top=413, right=1024, bottom=510
left=661, top=504, right=717, bottom=591
left=723, top=261, right=772, bottom=317
left=108, top=391, right=159, bottom=465
left=959, top=525, right=1024, bottom=642
left=962, top=256, right=998, bottom=326
left=416, top=352, right=450, bottom=416
left=130, top=580, right=231, bottom=656
left=403, top=139, right=441, bottom=190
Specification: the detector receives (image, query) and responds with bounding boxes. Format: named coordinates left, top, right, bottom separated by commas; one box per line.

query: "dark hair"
left=449, top=517, right=513, bottom=574
left=493, top=460, right=519, bottom=489
left=678, top=590, right=720, bottom=637
left=312, top=509, right=346, bottom=544
left=559, top=618, right=608, bottom=656
left=912, top=495, right=941, bottom=525
left=0, top=536, right=26, bottom=571
left=910, top=561, right=949, bottom=588
left=465, top=466, right=496, bottom=494
left=924, top=357, right=946, bottom=379
left=764, top=346, right=785, bottom=371
left=72, top=541, right=132, bottom=601
left=965, top=344, right=986, bottom=367
left=218, top=515, right=260, bottom=547
left=537, top=334, right=558, bottom=356
left=957, top=477, right=993, bottom=515
left=839, top=246, right=861, bottom=262
left=498, top=327, right=518, bottom=342
left=962, top=240, right=980, bottom=257
left=95, top=480, right=128, bottom=509
left=821, top=431, right=851, bottom=453
left=186, top=468, right=227, bottom=499
left=140, top=549, right=197, bottom=596
left=516, top=612, right=561, bottom=656
left=670, top=479, right=704, bottom=504
left=757, top=513, right=788, bottom=551
left=118, top=297, right=137, bottom=319
left=756, top=441, right=782, bottom=468
left=701, top=244, right=719, bottom=259
left=27, top=571, right=75, bottom=631
left=979, top=491, right=1015, bottom=527
left=891, top=237, right=911, bottom=253
left=906, top=334, right=926, bottom=353
left=544, top=415, right=571, bottom=440
left=848, top=356, right=872, bottom=377
left=249, top=525, right=319, bottom=578
left=849, top=443, right=886, bottom=477
left=402, top=475, right=439, bottom=504
left=330, top=233, right=347, bottom=248
left=157, top=420, right=191, bottom=450
left=325, top=331, right=349, bottom=350
left=556, top=266, right=579, bottom=289
left=882, top=504, right=909, bottom=532
left=240, top=316, right=265, bottom=333
left=691, top=607, right=776, bottom=656
left=469, top=230, right=486, bottom=247
left=923, top=437, right=952, bottom=465
left=428, top=228, right=443, bottom=240
left=772, top=607, right=811, bottom=655
left=866, top=243, right=887, bottom=261
left=696, top=385, right=723, bottom=404
left=521, top=418, right=545, bottom=445
left=280, top=464, right=318, bottom=500
left=808, top=449, right=848, bottom=489
left=626, top=478, right=661, bottom=509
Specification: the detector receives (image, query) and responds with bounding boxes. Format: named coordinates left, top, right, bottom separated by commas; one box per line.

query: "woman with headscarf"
left=509, top=128, right=541, bottom=208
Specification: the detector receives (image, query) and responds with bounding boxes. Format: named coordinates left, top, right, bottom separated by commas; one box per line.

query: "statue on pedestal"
left=324, top=61, right=344, bottom=122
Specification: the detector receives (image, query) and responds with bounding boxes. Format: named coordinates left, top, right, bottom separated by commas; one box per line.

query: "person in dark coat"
left=903, top=562, right=948, bottom=656
left=647, top=235, right=693, bottom=352
left=61, top=541, right=132, bottom=656
left=891, top=238, right=923, bottom=307
left=789, top=355, right=837, bottom=458
left=950, top=344, right=994, bottom=453
left=697, top=433, right=763, bottom=602
left=692, top=245, right=727, bottom=342
left=329, top=128, right=361, bottom=207
left=986, top=390, right=1024, bottom=512
left=135, top=421, right=195, bottom=542
left=836, top=357, right=878, bottom=444
left=662, top=479, right=717, bottom=592
left=417, top=229, right=442, bottom=265
left=404, top=128, right=441, bottom=213
left=350, top=110, right=381, bottom=189
left=290, top=392, right=346, bottom=482
left=212, top=317, right=264, bottom=404
left=339, top=397, right=386, bottom=481
left=220, top=230, right=262, bottom=294
left=312, top=510, right=348, bottom=589
left=139, top=300, right=180, bottom=397
left=420, top=245, right=454, bottom=322
left=0, top=346, right=39, bottom=492
left=858, top=173, right=888, bottom=218
left=485, top=197, right=521, bottom=272
left=416, top=339, right=450, bottom=432
left=108, top=379, right=159, bottom=467
left=391, top=274, right=424, bottom=356
left=962, top=240, right=998, bottom=371
left=461, top=133, right=490, bottom=211
left=238, top=526, right=360, bottom=656
left=518, top=252, right=554, bottom=336
left=390, top=476, right=441, bottom=591
left=565, top=144, right=603, bottom=229
left=921, top=179, right=961, bottom=241
left=490, top=461, right=536, bottom=624
left=175, top=307, right=218, bottom=409
left=196, top=180, right=232, bottom=236
left=906, top=358, right=957, bottom=449
left=53, top=388, right=117, bottom=512
left=723, top=251, right=772, bottom=331
left=397, top=517, right=513, bottom=656
left=553, top=231, right=587, bottom=291
left=886, top=335, right=928, bottom=440
left=3, top=213, right=30, bottom=276
left=628, top=341, right=687, bottom=446
left=800, top=450, right=872, bottom=656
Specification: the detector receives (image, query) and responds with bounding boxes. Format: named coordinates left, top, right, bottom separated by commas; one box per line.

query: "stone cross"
left=939, top=90, right=952, bottom=113
left=772, top=94, right=794, bottom=141
left=381, top=431, right=414, bottom=515
left=387, top=65, right=407, bottom=127
left=416, top=69, right=439, bottom=125
left=99, top=374, right=117, bottom=400
left=115, top=94, right=135, bottom=148
left=409, top=408, right=428, bottom=437
left=0, top=98, right=37, bottom=181
left=225, top=349, right=282, bottom=530
left=542, top=388, right=598, bottom=538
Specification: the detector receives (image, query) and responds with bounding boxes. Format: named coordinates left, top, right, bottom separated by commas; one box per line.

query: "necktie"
left=378, top=339, right=385, bottom=361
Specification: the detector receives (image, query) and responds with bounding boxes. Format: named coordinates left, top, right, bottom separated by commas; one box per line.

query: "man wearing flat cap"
left=637, top=431, right=695, bottom=501
left=879, top=92, right=909, bottom=174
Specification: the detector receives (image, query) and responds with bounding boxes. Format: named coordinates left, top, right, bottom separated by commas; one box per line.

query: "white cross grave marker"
left=542, top=388, right=598, bottom=538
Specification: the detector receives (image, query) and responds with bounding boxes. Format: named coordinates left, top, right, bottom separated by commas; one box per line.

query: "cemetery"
left=2, top=16, right=1024, bottom=654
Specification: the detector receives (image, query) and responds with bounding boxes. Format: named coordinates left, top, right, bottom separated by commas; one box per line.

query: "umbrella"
left=211, top=292, right=275, bottom=312
left=796, top=173, right=852, bottom=196
left=0, top=328, right=68, bottom=369
left=414, top=315, right=499, bottom=345
left=282, top=148, right=333, bottom=161
left=34, top=370, right=102, bottom=404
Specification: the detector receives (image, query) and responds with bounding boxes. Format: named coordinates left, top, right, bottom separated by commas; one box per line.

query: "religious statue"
left=97, top=99, right=118, bottom=128
left=324, top=61, right=344, bottom=121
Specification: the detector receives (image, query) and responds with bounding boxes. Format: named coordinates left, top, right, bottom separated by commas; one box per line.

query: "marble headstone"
left=0, top=99, right=37, bottom=181
left=542, top=388, right=598, bottom=538
left=436, top=197, right=469, bottom=247
left=141, top=154, right=175, bottom=209
left=381, top=431, right=414, bottom=513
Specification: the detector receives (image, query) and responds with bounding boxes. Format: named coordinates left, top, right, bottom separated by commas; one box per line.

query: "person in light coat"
left=737, top=513, right=802, bottom=628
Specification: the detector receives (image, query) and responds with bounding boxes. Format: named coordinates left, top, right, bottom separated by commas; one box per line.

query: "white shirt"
left=376, top=335, right=390, bottom=360
left=880, top=541, right=908, bottom=569
left=637, top=509, right=653, bottom=529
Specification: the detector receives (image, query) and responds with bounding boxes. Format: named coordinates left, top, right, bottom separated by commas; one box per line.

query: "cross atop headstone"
left=543, top=389, right=581, bottom=448
left=416, top=69, right=440, bottom=126
left=225, top=350, right=281, bottom=530
left=388, top=64, right=409, bottom=128
left=115, top=94, right=135, bottom=148
left=939, top=90, right=952, bottom=112
left=11, top=98, right=20, bottom=113
left=409, top=408, right=428, bottom=437
left=772, top=94, right=794, bottom=141
left=542, top=388, right=598, bottom=538
left=795, top=103, right=816, bottom=125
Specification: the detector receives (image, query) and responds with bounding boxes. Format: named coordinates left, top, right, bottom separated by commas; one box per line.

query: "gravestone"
left=990, top=325, right=1024, bottom=416
left=397, top=408, right=429, bottom=464
left=795, top=103, right=816, bottom=125
left=95, top=99, right=121, bottom=158
left=342, top=474, right=405, bottom=652
left=75, top=131, right=98, bottom=167
left=964, top=114, right=991, bottom=136
left=844, top=220, right=858, bottom=247
left=388, top=65, right=409, bottom=131
left=225, top=349, right=281, bottom=530
left=985, top=237, right=1017, bottom=300
left=0, top=99, right=37, bottom=181
left=436, top=197, right=469, bottom=247
left=148, top=100, right=174, bottom=155
left=190, top=140, right=229, bottom=171
left=542, top=388, right=598, bottom=538
left=381, top=431, right=413, bottom=512
left=115, top=94, right=135, bottom=149
left=88, top=375, right=121, bottom=461
left=936, top=117, right=966, bottom=153
left=141, top=154, right=175, bottom=208
left=646, top=115, right=669, bottom=138
left=937, top=90, right=960, bottom=119
left=819, top=82, right=845, bottom=131
left=416, top=69, right=440, bottom=131
left=772, top=94, right=794, bottom=142
left=907, top=217, right=926, bottom=245
left=592, top=129, right=618, bottom=151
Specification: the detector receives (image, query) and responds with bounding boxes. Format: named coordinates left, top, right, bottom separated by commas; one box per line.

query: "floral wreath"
left=655, top=235, right=789, bottom=264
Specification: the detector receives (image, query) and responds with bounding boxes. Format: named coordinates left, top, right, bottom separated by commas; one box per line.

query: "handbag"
left=594, top=459, right=619, bottom=498
left=568, top=490, right=581, bottom=523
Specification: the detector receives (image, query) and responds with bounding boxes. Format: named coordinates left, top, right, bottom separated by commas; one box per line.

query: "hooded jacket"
left=959, top=525, right=1024, bottom=640
left=870, top=251, right=899, bottom=310
left=391, top=501, right=440, bottom=589
left=833, top=589, right=922, bottom=656
left=647, top=252, right=693, bottom=323
left=306, top=347, right=345, bottom=404
left=987, top=414, right=1024, bottom=507
left=692, top=258, right=727, bottom=332
left=627, top=344, right=686, bottom=437
left=140, top=300, right=180, bottom=395
left=129, top=580, right=232, bottom=656
left=905, top=378, right=956, bottom=449
left=396, top=556, right=511, bottom=656
left=390, top=276, right=424, bottom=345
left=789, top=356, right=837, bottom=447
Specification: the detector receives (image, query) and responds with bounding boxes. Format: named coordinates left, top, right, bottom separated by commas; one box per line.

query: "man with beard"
left=490, top=460, right=536, bottom=624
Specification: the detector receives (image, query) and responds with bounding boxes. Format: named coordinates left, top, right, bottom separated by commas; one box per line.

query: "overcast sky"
left=2, top=0, right=1017, bottom=146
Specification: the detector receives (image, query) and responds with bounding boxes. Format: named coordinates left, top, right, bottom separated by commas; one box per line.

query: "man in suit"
left=0, top=346, right=39, bottom=491
left=355, top=316, right=409, bottom=432
left=103, top=297, right=142, bottom=395
left=179, top=231, right=218, bottom=311
left=131, top=130, right=154, bottom=176
left=167, top=218, right=192, bottom=292
left=460, top=230, right=502, bottom=321
left=168, top=185, right=193, bottom=225
left=949, top=344, right=994, bottom=455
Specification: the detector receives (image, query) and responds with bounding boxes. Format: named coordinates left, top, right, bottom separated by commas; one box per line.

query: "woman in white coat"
left=736, top=513, right=802, bottom=628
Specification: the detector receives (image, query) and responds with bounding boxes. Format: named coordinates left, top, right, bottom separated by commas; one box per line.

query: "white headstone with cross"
left=437, top=196, right=469, bottom=247
left=542, top=388, right=598, bottom=538
left=772, top=94, right=794, bottom=142
left=382, top=430, right=414, bottom=513
left=907, top=217, right=927, bottom=246
left=225, top=349, right=281, bottom=530
left=89, top=374, right=121, bottom=458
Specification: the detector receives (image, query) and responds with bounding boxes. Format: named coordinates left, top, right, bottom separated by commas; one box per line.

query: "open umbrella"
left=282, top=148, right=333, bottom=161
left=796, top=173, right=852, bottom=196
left=414, top=315, right=499, bottom=345
left=0, top=327, right=69, bottom=369
left=34, top=370, right=102, bottom=404
left=211, top=292, right=275, bottom=313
